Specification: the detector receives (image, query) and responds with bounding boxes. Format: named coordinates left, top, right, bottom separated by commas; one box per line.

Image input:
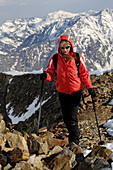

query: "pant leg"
left=68, top=105, right=80, bottom=144
left=68, top=90, right=82, bottom=144
left=59, top=91, right=82, bottom=145
left=58, top=92, right=71, bottom=130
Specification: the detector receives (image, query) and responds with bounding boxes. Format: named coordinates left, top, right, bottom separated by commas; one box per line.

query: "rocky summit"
left=0, top=71, right=113, bottom=169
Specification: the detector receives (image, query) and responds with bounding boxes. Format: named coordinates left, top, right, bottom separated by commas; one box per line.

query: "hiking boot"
left=68, top=142, right=83, bottom=154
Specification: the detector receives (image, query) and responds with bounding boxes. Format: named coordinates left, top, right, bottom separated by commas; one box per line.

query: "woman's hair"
left=60, top=40, right=71, bottom=47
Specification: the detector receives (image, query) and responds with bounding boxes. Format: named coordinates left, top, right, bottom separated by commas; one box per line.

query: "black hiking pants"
left=59, top=90, right=82, bottom=145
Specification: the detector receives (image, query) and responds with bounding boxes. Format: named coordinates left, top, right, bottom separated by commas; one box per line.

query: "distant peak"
left=101, top=8, right=113, bottom=14
left=55, top=10, right=76, bottom=15
left=46, top=10, right=77, bottom=20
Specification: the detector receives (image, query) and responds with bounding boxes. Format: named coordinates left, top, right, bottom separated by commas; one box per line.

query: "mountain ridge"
left=0, top=8, right=113, bottom=72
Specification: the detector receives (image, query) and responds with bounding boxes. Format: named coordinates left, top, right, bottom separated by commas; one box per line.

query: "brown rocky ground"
left=49, top=103, right=113, bottom=151
left=78, top=102, right=113, bottom=148
left=0, top=71, right=113, bottom=169
left=0, top=117, right=112, bottom=169
left=0, top=71, right=113, bottom=151
left=47, top=71, right=113, bottom=150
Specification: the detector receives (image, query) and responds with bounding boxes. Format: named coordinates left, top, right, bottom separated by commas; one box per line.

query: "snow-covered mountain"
left=0, top=8, right=113, bottom=72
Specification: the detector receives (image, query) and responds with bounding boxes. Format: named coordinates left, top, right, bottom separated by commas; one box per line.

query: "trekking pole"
left=92, top=97, right=104, bottom=145
left=36, top=79, right=44, bottom=136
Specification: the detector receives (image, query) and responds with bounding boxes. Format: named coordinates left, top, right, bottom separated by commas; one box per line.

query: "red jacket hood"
left=58, top=35, right=74, bottom=53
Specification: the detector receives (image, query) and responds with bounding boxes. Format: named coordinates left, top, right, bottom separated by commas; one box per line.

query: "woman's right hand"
left=40, top=72, right=47, bottom=80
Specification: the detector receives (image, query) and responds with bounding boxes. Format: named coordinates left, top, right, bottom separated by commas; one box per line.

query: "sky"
left=0, top=0, right=113, bottom=25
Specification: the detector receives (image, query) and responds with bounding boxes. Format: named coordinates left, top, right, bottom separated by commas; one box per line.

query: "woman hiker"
left=40, top=35, right=96, bottom=145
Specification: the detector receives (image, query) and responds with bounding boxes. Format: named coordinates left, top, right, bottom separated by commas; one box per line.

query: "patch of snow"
left=83, top=150, right=92, bottom=157
left=0, top=51, right=8, bottom=55
left=7, top=95, right=52, bottom=124
left=108, top=99, right=113, bottom=106
left=3, top=70, right=43, bottom=76
left=103, top=119, right=113, bottom=136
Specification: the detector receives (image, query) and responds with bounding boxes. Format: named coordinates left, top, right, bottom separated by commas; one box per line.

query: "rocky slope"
left=0, top=71, right=113, bottom=169
left=0, top=8, right=113, bottom=72
left=0, top=71, right=112, bottom=140
left=0, top=114, right=113, bottom=169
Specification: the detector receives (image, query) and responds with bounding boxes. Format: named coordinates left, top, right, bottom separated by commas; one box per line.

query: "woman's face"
left=60, top=42, right=71, bottom=55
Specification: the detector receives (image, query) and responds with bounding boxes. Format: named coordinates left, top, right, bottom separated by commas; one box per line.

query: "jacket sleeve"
left=79, top=54, right=93, bottom=90
left=45, top=56, right=55, bottom=81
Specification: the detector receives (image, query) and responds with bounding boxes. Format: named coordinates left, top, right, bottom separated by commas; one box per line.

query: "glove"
left=40, top=72, right=47, bottom=80
left=88, top=88, right=96, bottom=98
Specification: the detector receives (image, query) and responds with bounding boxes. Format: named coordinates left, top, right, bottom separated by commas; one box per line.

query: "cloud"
left=0, top=0, right=16, bottom=5
left=0, top=0, right=41, bottom=6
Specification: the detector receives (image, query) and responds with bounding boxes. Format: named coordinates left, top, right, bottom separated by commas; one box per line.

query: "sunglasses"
left=60, top=46, right=71, bottom=50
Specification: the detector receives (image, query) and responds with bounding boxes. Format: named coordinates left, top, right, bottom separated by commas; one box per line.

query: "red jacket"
left=45, top=35, right=93, bottom=94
